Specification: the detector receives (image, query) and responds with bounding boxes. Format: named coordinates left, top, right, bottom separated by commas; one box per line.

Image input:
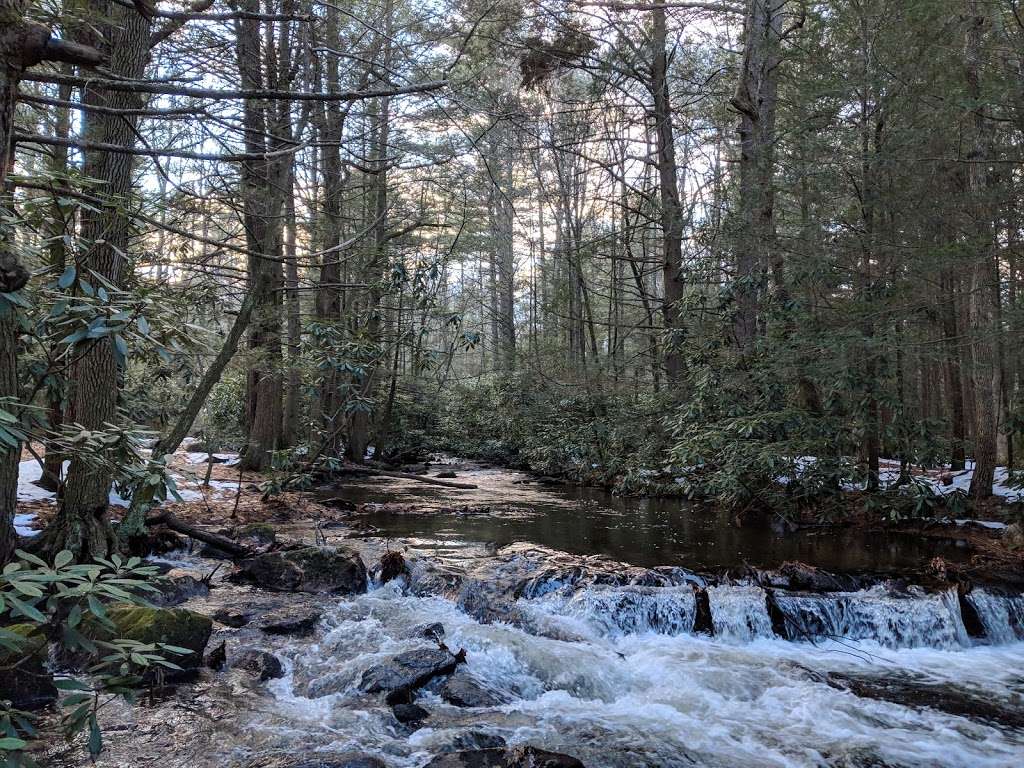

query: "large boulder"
left=233, top=547, right=368, bottom=594
left=424, top=746, right=585, bottom=768
left=360, top=648, right=461, bottom=695
left=0, top=624, right=58, bottom=710
left=91, top=605, right=213, bottom=669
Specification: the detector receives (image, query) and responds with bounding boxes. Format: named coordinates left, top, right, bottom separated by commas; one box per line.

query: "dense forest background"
left=3, top=0, right=1024, bottom=561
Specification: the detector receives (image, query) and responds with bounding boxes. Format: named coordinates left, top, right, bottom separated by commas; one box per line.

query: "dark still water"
left=326, top=465, right=970, bottom=573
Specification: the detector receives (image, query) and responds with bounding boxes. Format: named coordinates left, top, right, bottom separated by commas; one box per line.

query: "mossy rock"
left=89, top=605, right=213, bottom=669
left=0, top=624, right=57, bottom=710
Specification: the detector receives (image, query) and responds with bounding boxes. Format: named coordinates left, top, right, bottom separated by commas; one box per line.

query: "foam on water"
left=238, top=581, right=1024, bottom=768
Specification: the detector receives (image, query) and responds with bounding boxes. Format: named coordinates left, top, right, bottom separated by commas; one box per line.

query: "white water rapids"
left=234, top=577, right=1024, bottom=768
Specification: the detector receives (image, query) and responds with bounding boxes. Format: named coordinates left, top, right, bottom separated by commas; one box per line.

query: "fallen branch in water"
left=145, top=510, right=254, bottom=559
left=340, top=464, right=478, bottom=489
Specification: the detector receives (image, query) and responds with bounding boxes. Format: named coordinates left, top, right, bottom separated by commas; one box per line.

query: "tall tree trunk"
left=964, top=2, right=999, bottom=498
left=650, top=5, right=685, bottom=381
left=43, top=4, right=152, bottom=558
left=731, top=0, right=785, bottom=350
left=237, top=3, right=287, bottom=471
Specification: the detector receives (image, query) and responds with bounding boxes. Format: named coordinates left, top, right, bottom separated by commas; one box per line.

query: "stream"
left=47, top=461, right=1024, bottom=768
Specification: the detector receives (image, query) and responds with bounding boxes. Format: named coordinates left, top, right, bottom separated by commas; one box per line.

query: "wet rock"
left=256, top=606, right=322, bottom=636
left=441, top=670, right=507, bottom=708
left=150, top=570, right=210, bottom=607
left=231, top=648, right=284, bottom=681
left=360, top=647, right=462, bottom=694
left=372, top=549, right=408, bottom=584
left=414, top=621, right=445, bottom=641
left=305, top=671, right=351, bottom=699
left=392, top=702, right=430, bottom=725
left=424, top=746, right=584, bottom=768
left=89, top=605, right=213, bottom=669
left=759, top=561, right=860, bottom=592
left=286, top=753, right=386, bottom=768
left=213, top=608, right=253, bottom=628
left=322, top=497, right=358, bottom=512
left=206, top=640, right=227, bottom=670
left=0, top=624, right=57, bottom=710
left=441, top=732, right=507, bottom=752
left=233, top=546, right=368, bottom=594
left=828, top=672, right=1024, bottom=730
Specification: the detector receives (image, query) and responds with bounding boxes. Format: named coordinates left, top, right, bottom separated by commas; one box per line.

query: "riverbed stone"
left=423, top=746, right=585, bottom=768
left=256, top=605, right=323, bottom=636
left=287, top=753, right=386, bottom=768
left=89, top=605, right=213, bottom=669
left=150, top=570, right=210, bottom=607
left=360, top=647, right=461, bottom=694
left=440, top=670, right=507, bottom=708
left=233, top=546, right=368, bottom=594
left=392, top=702, right=430, bottom=725
left=213, top=607, right=254, bottom=628
left=231, top=648, right=284, bottom=681
left=413, top=621, right=445, bottom=641
left=0, top=624, right=58, bottom=710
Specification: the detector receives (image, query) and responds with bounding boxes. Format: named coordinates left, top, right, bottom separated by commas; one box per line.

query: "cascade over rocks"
left=284, top=755, right=387, bottom=768
left=441, top=669, right=508, bottom=708
left=231, top=647, right=285, bottom=681
left=423, top=746, right=585, bottom=768
left=232, top=546, right=368, bottom=593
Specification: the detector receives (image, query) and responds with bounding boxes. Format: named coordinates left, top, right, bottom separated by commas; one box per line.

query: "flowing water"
left=52, top=463, right=1024, bottom=768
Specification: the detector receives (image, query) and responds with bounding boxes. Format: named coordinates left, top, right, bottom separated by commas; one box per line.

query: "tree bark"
left=40, top=4, right=150, bottom=558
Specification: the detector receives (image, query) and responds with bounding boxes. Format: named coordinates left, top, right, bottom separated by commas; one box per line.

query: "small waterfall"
left=707, top=585, right=775, bottom=641
left=966, top=589, right=1024, bottom=644
left=537, top=584, right=697, bottom=637
left=774, top=586, right=970, bottom=649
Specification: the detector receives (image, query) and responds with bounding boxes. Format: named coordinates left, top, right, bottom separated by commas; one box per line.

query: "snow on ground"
left=16, top=454, right=242, bottom=516
left=183, top=452, right=241, bottom=467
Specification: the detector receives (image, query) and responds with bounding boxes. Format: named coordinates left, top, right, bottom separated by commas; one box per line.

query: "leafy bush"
left=0, top=551, right=186, bottom=766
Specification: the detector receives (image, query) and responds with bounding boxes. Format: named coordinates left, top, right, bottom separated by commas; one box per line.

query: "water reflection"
left=326, top=468, right=969, bottom=572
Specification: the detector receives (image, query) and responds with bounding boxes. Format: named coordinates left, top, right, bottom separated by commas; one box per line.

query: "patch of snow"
left=953, top=519, right=1008, bottom=530
left=183, top=451, right=240, bottom=466
left=14, top=512, right=38, bottom=537
left=16, top=459, right=58, bottom=502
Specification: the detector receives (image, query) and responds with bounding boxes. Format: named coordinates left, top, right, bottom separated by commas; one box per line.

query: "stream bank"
left=28, top=459, right=1024, bottom=767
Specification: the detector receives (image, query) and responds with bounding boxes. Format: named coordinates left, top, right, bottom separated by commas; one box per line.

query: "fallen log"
left=341, top=465, right=478, bottom=490
left=145, top=510, right=254, bottom=559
